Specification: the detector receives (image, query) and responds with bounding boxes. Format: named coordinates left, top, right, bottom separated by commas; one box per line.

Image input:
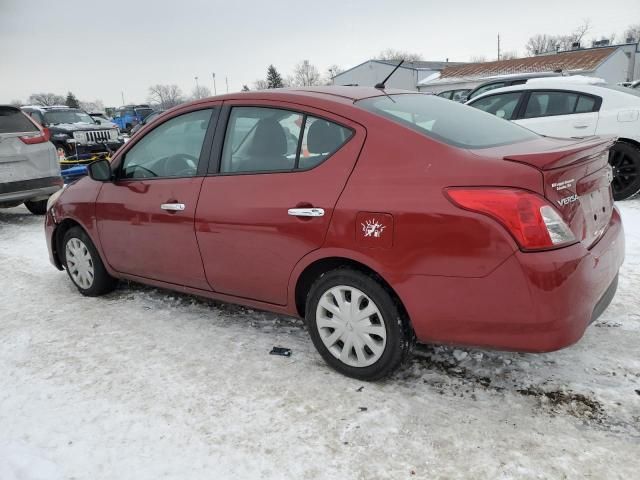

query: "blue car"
left=112, top=104, right=154, bottom=133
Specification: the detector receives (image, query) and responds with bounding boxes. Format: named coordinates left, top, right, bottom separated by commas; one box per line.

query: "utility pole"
left=194, top=76, right=200, bottom=97
left=212, top=72, right=217, bottom=95
left=225, top=76, right=229, bottom=93
left=497, top=33, right=501, bottom=61
left=121, top=91, right=125, bottom=105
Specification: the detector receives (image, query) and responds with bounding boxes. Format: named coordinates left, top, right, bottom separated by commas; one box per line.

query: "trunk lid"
left=503, top=136, right=616, bottom=249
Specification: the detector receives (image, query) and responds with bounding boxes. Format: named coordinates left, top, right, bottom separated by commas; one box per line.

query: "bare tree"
left=191, top=85, right=211, bottom=100
left=27, top=93, right=65, bottom=106
left=525, top=20, right=592, bottom=56
left=376, top=49, right=423, bottom=62
left=325, top=64, right=344, bottom=85
left=147, top=84, right=184, bottom=109
left=253, top=79, right=269, bottom=90
left=9, top=99, right=23, bottom=107
left=623, top=23, right=640, bottom=42
left=469, top=55, right=488, bottom=63
left=291, top=60, right=321, bottom=87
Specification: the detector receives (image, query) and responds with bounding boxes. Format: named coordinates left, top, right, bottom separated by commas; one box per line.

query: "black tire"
left=305, top=268, right=413, bottom=381
left=125, top=123, right=132, bottom=134
left=61, top=226, right=117, bottom=296
left=24, top=199, right=48, bottom=215
left=609, top=141, right=640, bottom=201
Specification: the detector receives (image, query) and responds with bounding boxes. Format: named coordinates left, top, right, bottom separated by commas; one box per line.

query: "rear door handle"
left=573, top=123, right=589, bottom=129
left=161, top=203, right=185, bottom=211
left=288, top=208, right=325, bottom=217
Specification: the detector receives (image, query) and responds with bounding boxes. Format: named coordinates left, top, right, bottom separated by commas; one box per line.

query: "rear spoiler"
left=504, top=136, right=617, bottom=171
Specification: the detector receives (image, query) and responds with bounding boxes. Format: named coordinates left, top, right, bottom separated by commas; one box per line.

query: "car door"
left=195, top=101, right=365, bottom=305
left=95, top=106, right=218, bottom=289
left=514, top=90, right=599, bottom=137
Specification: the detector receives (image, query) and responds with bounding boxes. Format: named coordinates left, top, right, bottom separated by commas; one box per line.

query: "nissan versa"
left=44, top=87, right=625, bottom=380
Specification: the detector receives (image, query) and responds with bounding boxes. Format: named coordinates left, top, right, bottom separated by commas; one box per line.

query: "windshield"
left=43, top=110, right=95, bottom=125
left=357, top=94, right=538, bottom=149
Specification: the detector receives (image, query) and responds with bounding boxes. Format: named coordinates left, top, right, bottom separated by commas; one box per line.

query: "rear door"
left=0, top=106, right=57, bottom=184
left=96, top=106, right=218, bottom=289
left=515, top=90, right=600, bottom=137
left=195, top=101, right=365, bottom=305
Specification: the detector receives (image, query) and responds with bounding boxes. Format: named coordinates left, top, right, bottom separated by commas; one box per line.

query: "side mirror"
left=88, top=159, right=112, bottom=182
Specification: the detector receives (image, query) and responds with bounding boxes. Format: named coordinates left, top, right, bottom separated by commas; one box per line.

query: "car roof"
left=467, top=81, right=640, bottom=106
left=190, top=86, right=421, bottom=106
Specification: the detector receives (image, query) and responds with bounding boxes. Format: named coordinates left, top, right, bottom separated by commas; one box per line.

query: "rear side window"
left=358, top=94, right=538, bottom=149
left=0, top=107, right=38, bottom=133
left=220, top=106, right=352, bottom=173
left=524, top=92, right=578, bottom=118
left=575, top=95, right=596, bottom=113
left=470, top=92, right=523, bottom=120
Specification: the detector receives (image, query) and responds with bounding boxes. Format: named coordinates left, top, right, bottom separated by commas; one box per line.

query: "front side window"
left=121, top=109, right=212, bottom=179
left=220, top=107, right=352, bottom=173
left=358, top=94, right=538, bottom=149
left=437, top=91, right=454, bottom=99
left=470, top=92, right=522, bottom=120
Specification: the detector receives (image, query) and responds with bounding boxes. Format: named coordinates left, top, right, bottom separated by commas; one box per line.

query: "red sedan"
left=44, top=87, right=624, bottom=380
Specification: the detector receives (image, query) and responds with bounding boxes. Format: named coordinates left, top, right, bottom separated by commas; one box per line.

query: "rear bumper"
left=397, top=207, right=625, bottom=352
left=0, top=176, right=63, bottom=203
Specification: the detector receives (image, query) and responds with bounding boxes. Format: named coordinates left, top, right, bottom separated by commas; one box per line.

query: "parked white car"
left=467, top=80, right=640, bottom=200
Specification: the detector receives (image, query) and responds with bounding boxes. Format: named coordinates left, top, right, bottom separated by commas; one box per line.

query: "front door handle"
left=288, top=207, right=325, bottom=217
left=161, top=203, right=185, bottom=211
left=573, top=123, right=589, bottom=129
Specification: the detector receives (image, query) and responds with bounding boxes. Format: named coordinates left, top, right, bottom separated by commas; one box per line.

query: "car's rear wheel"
left=305, top=268, right=413, bottom=380
left=24, top=199, right=48, bottom=215
left=609, top=141, right=640, bottom=201
left=61, top=226, right=117, bottom=296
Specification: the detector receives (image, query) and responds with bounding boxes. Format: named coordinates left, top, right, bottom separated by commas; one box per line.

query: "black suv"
left=21, top=106, right=124, bottom=167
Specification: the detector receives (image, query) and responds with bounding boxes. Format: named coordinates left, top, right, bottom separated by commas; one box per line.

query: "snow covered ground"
left=0, top=202, right=639, bottom=480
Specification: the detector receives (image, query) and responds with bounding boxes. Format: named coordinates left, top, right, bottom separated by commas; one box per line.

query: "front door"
left=96, top=107, right=217, bottom=289
left=195, top=102, right=365, bottom=305
left=515, top=90, right=599, bottom=137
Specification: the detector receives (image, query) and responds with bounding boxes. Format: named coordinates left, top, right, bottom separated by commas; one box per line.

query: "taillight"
left=19, top=128, right=51, bottom=145
left=445, top=188, right=576, bottom=251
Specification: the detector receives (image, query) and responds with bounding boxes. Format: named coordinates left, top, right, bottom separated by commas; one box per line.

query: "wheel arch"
left=292, top=255, right=412, bottom=330
left=52, top=218, right=84, bottom=267
left=616, top=137, right=640, bottom=149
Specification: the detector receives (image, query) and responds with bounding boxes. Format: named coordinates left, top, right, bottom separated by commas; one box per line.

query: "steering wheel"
left=165, top=153, right=198, bottom=177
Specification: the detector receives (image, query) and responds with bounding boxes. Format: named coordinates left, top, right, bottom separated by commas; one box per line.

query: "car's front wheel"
left=61, top=226, right=117, bottom=296
left=305, top=268, right=413, bottom=380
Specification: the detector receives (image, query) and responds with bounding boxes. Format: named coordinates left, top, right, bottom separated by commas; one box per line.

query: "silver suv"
left=0, top=105, right=62, bottom=214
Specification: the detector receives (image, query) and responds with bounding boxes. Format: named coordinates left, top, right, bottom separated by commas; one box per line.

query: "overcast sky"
left=1, top=0, right=638, bottom=106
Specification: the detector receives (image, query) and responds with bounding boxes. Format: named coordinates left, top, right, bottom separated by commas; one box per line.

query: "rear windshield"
left=357, top=94, right=538, bottom=149
left=0, top=107, right=38, bottom=133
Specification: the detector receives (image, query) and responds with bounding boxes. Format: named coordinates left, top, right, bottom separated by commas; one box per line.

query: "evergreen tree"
left=266, top=65, right=284, bottom=89
left=65, top=92, right=80, bottom=108
left=241, top=85, right=250, bottom=91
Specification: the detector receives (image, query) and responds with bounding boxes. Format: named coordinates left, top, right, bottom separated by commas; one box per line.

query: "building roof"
left=333, top=59, right=466, bottom=79
left=437, top=46, right=617, bottom=80
left=376, top=59, right=465, bottom=70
